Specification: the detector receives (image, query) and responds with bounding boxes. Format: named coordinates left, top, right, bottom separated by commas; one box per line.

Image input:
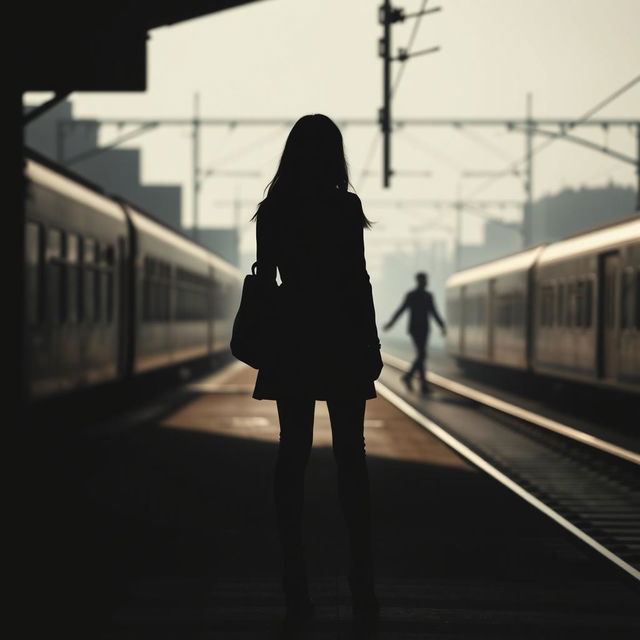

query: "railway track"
left=377, top=352, right=640, bottom=583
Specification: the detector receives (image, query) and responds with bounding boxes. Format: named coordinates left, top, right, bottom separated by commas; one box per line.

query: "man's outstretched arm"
left=383, top=294, right=410, bottom=331
left=429, top=294, right=446, bottom=333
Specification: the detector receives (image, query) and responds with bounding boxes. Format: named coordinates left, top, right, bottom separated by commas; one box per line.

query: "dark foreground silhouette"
left=250, top=114, right=383, bottom=626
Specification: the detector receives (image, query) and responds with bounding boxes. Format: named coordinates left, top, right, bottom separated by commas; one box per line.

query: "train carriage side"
left=446, top=269, right=491, bottom=363
left=446, top=247, right=543, bottom=370
left=25, top=158, right=129, bottom=399
left=124, top=205, right=213, bottom=374
left=205, top=251, right=242, bottom=356
left=533, top=216, right=640, bottom=393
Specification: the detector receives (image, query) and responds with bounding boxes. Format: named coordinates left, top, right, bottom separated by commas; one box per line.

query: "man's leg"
left=401, top=332, right=421, bottom=390
left=414, top=331, right=429, bottom=392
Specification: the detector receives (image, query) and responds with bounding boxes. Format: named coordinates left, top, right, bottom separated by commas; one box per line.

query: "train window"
left=143, top=257, right=153, bottom=320
left=77, top=237, right=85, bottom=323
left=47, top=227, right=62, bottom=261
left=621, top=269, right=633, bottom=330
left=46, top=228, right=65, bottom=324
left=585, top=279, right=593, bottom=328
left=106, top=270, right=114, bottom=323
left=60, top=231, right=68, bottom=324
left=67, top=234, right=79, bottom=323
left=160, top=260, right=171, bottom=320
left=25, top=222, right=42, bottom=326
left=83, top=237, right=96, bottom=322
left=84, top=237, right=95, bottom=264
left=576, top=281, right=585, bottom=328
left=176, top=267, right=209, bottom=321
left=93, top=266, right=101, bottom=322
left=143, top=256, right=172, bottom=321
left=567, top=282, right=576, bottom=327
left=557, top=283, right=565, bottom=327
left=635, top=269, right=640, bottom=330
left=105, top=244, right=114, bottom=323
left=94, top=242, right=102, bottom=322
left=67, top=234, right=78, bottom=263
left=514, top=292, right=523, bottom=327
left=540, top=284, right=554, bottom=327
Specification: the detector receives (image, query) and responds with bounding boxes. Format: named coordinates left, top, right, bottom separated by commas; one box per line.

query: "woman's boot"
left=281, top=551, right=315, bottom=624
left=347, top=572, right=380, bottom=621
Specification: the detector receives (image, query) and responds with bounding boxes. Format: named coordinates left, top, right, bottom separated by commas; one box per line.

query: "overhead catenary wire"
left=464, top=73, right=640, bottom=200
left=397, top=128, right=465, bottom=171
left=210, top=125, right=287, bottom=168
left=391, top=0, right=430, bottom=96
left=454, top=126, right=518, bottom=165
left=356, top=131, right=382, bottom=191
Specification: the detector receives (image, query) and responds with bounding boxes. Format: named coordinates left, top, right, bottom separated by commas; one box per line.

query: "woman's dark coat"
left=252, top=190, right=382, bottom=400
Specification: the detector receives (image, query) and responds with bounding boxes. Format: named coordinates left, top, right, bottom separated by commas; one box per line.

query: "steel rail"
left=374, top=379, right=640, bottom=582
left=382, top=352, right=640, bottom=466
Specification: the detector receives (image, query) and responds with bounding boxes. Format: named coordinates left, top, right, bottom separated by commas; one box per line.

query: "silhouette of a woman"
left=251, top=114, right=383, bottom=624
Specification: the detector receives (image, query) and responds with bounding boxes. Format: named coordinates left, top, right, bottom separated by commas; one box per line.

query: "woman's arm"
left=255, top=203, right=277, bottom=284
left=351, top=194, right=381, bottom=349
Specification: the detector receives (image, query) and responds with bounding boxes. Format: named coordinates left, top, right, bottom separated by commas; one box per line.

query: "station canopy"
left=20, top=1, right=265, bottom=91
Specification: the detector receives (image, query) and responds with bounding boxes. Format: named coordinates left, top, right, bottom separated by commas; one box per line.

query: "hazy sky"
left=26, top=0, right=640, bottom=271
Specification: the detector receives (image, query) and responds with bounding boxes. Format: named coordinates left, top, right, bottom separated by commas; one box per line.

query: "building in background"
left=25, top=100, right=182, bottom=231
left=531, top=184, right=636, bottom=244
left=185, top=227, right=240, bottom=266
left=456, top=184, right=636, bottom=271
left=458, top=219, right=522, bottom=270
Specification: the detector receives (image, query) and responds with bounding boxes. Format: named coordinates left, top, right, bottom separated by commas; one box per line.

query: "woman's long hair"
left=253, top=114, right=371, bottom=228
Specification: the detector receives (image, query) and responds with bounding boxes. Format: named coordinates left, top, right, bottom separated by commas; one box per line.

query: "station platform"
left=19, top=361, right=639, bottom=638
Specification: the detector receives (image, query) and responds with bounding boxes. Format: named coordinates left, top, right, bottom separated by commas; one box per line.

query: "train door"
left=598, top=252, right=620, bottom=381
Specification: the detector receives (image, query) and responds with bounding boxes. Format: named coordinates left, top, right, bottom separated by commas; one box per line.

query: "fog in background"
left=25, top=0, right=640, bottom=345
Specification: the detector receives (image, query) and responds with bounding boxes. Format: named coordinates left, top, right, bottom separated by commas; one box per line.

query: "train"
left=24, top=149, right=242, bottom=400
left=445, top=214, right=640, bottom=395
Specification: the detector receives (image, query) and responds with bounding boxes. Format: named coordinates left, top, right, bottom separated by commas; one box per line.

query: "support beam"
left=380, top=1, right=392, bottom=188
left=13, top=88, right=26, bottom=417
left=524, top=93, right=534, bottom=247
left=55, top=117, right=640, bottom=127
left=192, top=93, right=201, bottom=243
left=23, top=91, right=71, bottom=125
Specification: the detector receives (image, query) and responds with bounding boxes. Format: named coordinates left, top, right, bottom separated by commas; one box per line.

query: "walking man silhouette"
left=383, top=272, right=445, bottom=394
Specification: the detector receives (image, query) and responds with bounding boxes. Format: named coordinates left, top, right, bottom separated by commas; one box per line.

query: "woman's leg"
left=326, top=397, right=374, bottom=579
left=274, top=397, right=315, bottom=602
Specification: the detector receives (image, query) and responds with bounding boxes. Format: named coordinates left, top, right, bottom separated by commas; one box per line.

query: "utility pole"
left=378, top=1, right=441, bottom=188
left=192, top=92, right=201, bottom=243
left=379, top=1, right=393, bottom=188
left=524, top=92, right=534, bottom=246
left=454, top=183, right=462, bottom=271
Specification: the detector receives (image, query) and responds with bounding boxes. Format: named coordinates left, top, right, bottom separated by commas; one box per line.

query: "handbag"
left=230, top=262, right=278, bottom=369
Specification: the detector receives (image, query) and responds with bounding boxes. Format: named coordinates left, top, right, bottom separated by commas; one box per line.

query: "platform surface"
left=22, top=361, right=640, bottom=638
